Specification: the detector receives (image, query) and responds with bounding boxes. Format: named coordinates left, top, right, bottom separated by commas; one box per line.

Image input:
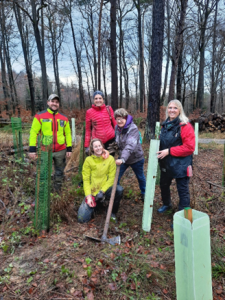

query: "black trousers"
left=160, top=171, right=190, bottom=210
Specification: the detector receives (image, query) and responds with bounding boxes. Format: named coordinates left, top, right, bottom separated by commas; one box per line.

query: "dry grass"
left=64, top=137, right=81, bottom=173
left=199, top=131, right=225, bottom=139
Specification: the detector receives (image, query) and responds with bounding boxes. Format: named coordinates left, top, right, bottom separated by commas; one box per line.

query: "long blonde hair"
left=166, top=100, right=189, bottom=123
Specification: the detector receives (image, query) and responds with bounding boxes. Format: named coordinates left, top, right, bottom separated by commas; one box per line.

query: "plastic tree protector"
left=142, top=139, right=160, bottom=232
left=174, top=209, right=213, bottom=300
left=35, top=136, right=53, bottom=232
left=72, top=118, right=76, bottom=145
left=194, top=123, right=198, bottom=155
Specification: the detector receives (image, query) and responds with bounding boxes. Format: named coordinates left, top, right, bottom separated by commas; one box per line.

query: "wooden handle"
left=102, top=165, right=120, bottom=239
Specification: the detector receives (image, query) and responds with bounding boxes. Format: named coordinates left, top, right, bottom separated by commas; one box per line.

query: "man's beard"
left=48, top=106, right=58, bottom=113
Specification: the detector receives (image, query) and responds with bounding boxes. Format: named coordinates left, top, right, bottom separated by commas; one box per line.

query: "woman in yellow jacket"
left=78, top=138, right=123, bottom=223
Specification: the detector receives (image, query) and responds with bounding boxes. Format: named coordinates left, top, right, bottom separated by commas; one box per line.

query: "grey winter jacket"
left=115, top=115, right=144, bottom=165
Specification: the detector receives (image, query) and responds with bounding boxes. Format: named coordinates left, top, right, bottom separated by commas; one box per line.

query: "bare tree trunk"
left=0, top=41, right=9, bottom=114
left=98, top=0, right=104, bottom=90
left=210, top=0, right=218, bottom=113
left=122, top=30, right=129, bottom=110
left=83, top=36, right=95, bottom=91
left=0, top=5, right=19, bottom=115
left=30, top=0, right=48, bottom=108
left=196, top=0, right=216, bottom=109
left=66, top=2, right=84, bottom=109
left=109, top=0, right=118, bottom=110
left=102, top=47, right=108, bottom=105
left=220, top=72, right=223, bottom=113
left=119, top=20, right=123, bottom=108
left=47, top=9, right=65, bottom=103
left=133, top=0, right=144, bottom=112
left=176, top=38, right=184, bottom=101
left=196, top=33, right=205, bottom=109
left=145, top=0, right=165, bottom=141
left=14, top=4, right=35, bottom=116
left=161, top=0, right=170, bottom=105
left=168, top=0, right=188, bottom=101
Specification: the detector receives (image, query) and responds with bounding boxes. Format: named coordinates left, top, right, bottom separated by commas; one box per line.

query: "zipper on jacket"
left=53, top=114, right=56, bottom=152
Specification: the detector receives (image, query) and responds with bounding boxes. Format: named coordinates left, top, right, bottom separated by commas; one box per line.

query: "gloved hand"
left=95, top=191, right=105, bottom=202
left=85, top=147, right=89, bottom=156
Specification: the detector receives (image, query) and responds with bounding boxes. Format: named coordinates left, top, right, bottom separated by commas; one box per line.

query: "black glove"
left=85, top=147, right=89, bottom=156
left=95, top=191, right=105, bottom=202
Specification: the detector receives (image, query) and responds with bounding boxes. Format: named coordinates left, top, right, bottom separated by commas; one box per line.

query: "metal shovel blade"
left=101, top=235, right=121, bottom=246
left=85, top=235, right=121, bottom=246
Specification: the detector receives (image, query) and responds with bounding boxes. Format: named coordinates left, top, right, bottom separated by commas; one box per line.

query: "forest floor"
left=0, top=123, right=225, bottom=300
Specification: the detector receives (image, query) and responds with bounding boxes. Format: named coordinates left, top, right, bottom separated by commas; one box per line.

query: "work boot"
left=140, top=194, right=145, bottom=202
left=157, top=204, right=172, bottom=213
left=54, top=182, right=62, bottom=194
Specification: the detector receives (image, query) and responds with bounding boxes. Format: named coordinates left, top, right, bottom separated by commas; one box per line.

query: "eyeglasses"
left=116, top=118, right=125, bottom=122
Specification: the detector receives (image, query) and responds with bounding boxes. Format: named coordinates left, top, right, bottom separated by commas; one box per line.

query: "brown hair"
left=89, top=138, right=104, bottom=155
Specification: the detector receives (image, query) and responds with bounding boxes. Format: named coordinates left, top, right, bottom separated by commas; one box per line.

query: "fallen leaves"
left=215, top=286, right=223, bottom=294
left=108, top=283, right=117, bottom=291
left=150, top=261, right=159, bottom=268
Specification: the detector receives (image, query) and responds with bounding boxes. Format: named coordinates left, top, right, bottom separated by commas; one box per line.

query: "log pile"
left=192, top=113, right=225, bottom=132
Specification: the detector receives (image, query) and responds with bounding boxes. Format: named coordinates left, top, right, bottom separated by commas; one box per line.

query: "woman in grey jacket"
left=114, top=108, right=146, bottom=201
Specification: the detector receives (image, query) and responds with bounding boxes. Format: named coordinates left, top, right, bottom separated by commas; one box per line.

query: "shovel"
left=86, top=165, right=121, bottom=245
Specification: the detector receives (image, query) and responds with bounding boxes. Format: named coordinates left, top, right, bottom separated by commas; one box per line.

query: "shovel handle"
left=102, top=165, right=120, bottom=240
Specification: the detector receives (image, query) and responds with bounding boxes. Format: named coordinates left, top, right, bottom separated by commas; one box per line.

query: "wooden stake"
left=184, top=207, right=193, bottom=223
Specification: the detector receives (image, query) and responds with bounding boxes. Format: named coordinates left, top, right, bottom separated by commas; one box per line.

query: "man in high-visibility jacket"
left=29, top=94, right=72, bottom=191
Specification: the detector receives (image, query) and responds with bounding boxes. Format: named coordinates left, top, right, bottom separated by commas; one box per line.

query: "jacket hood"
left=117, top=114, right=133, bottom=132
left=124, top=114, right=133, bottom=128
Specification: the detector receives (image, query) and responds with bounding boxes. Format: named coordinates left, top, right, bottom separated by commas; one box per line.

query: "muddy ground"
left=0, top=134, right=225, bottom=300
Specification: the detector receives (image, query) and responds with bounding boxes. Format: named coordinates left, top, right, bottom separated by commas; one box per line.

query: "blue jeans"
left=77, top=185, right=124, bottom=223
left=118, top=159, right=146, bottom=195
left=160, top=171, right=190, bottom=210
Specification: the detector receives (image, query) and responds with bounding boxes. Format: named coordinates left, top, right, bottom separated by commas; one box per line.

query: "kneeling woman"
left=78, top=138, right=123, bottom=223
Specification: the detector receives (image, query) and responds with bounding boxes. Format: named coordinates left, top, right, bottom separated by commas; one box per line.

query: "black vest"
left=159, top=117, right=192, bottom=178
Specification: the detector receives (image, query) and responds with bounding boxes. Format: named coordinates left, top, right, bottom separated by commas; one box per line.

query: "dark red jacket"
left=84, top=104, right=117, bottom=147
left=170, top=122, right=195, bottom=156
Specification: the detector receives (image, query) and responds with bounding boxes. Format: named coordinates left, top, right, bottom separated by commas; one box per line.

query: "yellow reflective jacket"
left=82, top=155, right=116, bottom=196
left=29, top=108, right=72, bottom=152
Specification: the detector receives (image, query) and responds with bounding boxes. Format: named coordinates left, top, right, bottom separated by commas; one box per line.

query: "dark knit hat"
left=93, top=90, right=104, bottom=99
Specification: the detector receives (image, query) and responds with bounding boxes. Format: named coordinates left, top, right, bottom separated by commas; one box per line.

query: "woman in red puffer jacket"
left=84, top=91, right=117, bottom=154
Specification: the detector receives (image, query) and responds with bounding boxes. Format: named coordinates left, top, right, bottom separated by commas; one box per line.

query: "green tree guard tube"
left=194, top=123, right=198, bottom=155
left=72, top=118, right=76, bottom=145
left=35, top=136, right=53, bottom=232
left=174, top=209, right=213, bottom=300
left=142, top=139, right=160, bottom=232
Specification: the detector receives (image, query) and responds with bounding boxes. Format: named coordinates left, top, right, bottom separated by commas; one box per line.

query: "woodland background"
left=0, top=0, right=224, bottom=137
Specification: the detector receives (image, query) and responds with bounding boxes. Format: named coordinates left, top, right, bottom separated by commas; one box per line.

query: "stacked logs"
left=191, top=113, right=225, bottom=132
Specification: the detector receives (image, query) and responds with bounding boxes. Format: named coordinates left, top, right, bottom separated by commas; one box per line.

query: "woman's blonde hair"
left=166, top=100, right=189, bottom=123
left=89, top=138, right=104, bottom=155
